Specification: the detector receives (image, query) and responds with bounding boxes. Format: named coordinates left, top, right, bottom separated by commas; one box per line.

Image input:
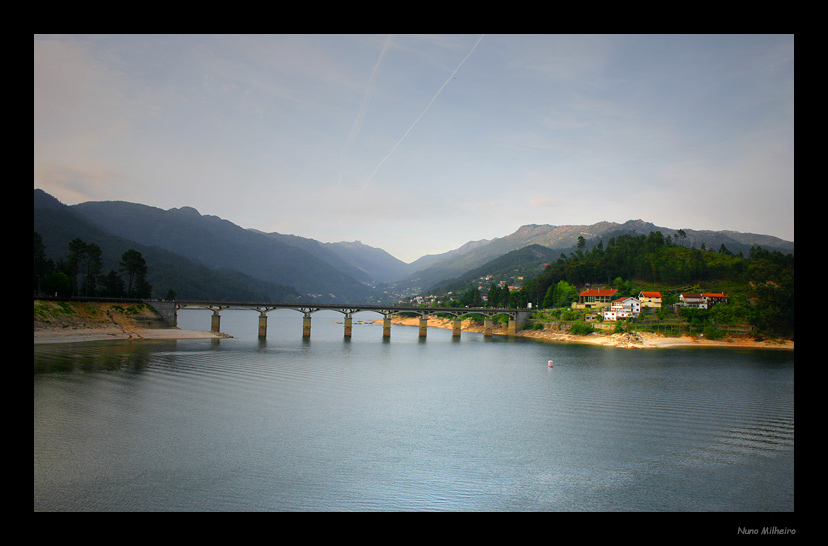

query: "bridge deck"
left=173, top=300, right=531, bottom=339
left=175, top=300, right=526, bottom=314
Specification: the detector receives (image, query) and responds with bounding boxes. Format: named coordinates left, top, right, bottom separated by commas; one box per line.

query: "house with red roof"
left=680, top=292, right=728, bottom=310
left=638, top=291, right=662, bottom=308
left=702, top=292, right=728, bottom=305
left=573, top=288, right=618, bottom=310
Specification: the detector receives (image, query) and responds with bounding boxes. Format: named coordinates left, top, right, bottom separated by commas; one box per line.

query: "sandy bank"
left=34, top=327, right=231, bottom=344
left=390, top=316, right=793, bottom=350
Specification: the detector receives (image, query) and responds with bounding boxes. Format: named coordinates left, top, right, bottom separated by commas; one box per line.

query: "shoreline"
left=34, top=299, right=232, bottom=345
left=34, top=326, right=231, bottom=345
left=32, top=320, right=793, bottom=351
left=389, top=317, right=793, bottom=350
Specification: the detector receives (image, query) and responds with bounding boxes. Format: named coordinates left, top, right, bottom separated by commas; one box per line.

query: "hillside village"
left=407, top=284, right=730, bottom=322
left=393, top=218, right=799, bottom=342
left=573, top=288, right=728, bottom=322
left=397, top=245, right=782, bottom=340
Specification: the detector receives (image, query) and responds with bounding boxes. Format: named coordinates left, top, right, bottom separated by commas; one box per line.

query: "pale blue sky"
left=34, top=34, right=794, bottom=263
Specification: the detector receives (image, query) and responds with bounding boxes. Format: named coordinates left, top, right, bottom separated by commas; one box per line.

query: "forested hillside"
left=443, top=231, right=794, bottom=338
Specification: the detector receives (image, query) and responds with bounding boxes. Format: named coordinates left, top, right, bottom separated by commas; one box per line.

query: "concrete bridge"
left=173, top=300, right=532, bottom=339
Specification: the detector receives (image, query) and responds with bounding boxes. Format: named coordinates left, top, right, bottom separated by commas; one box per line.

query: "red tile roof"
left=640, top=291, right=661, bottom=297
left=579, top=289, right=618, bottom=297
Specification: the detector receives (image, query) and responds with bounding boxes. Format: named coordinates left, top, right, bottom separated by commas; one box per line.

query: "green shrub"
left=703, top=325, right=726, bottom=339
left=570, top=322, right=594, bottom=335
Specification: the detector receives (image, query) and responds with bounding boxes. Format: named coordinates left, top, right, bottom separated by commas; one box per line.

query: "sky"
left=34, top=34, right=794, bottom=263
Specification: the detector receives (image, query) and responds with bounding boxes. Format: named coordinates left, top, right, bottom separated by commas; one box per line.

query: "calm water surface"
left=34, top=310, right=794, bottom=511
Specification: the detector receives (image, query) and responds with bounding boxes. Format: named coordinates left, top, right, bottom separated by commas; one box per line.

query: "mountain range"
left=34, top=189, right=794, bottom=304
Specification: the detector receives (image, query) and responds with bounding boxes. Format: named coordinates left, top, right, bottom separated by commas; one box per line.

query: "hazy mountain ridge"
left=399, top=223, right=633, bottom=291
left=429, top=244, right=560, bottom=295
left=34, top=190, right=299, bottom=301
left=34, top=190, right=793, bottom=303
left=390, top=219, right=794, bottom=296
left=67, top=199, right=377, bottom=302
left=249, top=230, right=411, bottom=285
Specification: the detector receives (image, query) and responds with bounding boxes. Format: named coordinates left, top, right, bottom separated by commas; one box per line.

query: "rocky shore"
left=389, top=316, right=793, bottom=350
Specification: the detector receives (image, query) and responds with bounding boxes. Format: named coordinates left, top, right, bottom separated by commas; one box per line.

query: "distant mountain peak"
left=33, top=188, right=67, bottom=209
left=171, top=206, right=202, bottom=216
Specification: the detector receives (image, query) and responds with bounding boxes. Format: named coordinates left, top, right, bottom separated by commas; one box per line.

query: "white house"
left=680, top=293, right=707, bottom=309
left=602, top=297, right=641, bottom=321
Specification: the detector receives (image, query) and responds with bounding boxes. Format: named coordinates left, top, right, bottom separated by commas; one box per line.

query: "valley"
left=34, top=189, right=793, bottom=307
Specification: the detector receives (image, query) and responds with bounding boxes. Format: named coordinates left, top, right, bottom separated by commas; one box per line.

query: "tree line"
left=34, top=232, right=160, bottom=299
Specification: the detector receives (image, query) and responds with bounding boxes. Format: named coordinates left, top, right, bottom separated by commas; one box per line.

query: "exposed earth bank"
left=390, top=316, right=793, bottom=350
left=34, top=300, right=229, bottom=344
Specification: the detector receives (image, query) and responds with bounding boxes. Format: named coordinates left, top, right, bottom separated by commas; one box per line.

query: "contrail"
left=338, top=35, right=392, bottom=184
left=342, top=36, right=391, bottom=160
left=358, top=34, right=485, bottom=194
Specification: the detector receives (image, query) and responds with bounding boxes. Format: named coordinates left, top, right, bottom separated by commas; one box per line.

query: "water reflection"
left=34, top=340, right=177, bottom=374
left=34, top=311, right=794, bottom=512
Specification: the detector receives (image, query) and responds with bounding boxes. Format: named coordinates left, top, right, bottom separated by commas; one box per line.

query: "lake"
left=34, top=309, right=794, bottom=512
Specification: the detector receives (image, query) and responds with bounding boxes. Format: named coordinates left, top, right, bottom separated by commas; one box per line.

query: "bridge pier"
left=258, top=312, right=268, bottom=338
left=211, top=309, right=221, bottom=333
left=303, top=313, right=312, bottom=338
left=343, top=313, right=353, bottom=338
left=484, top=316, right=493, bottom=337
left=518, top=310, right=531, bottom=333
left=453, top=317, right=462, bottom=337
left=419, top=315, right=428, bottom=338
left=383, top=315, right=391, bottom=338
